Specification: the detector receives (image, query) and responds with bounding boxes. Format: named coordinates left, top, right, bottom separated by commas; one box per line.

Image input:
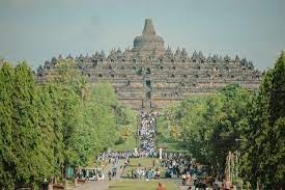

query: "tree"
left=34, top=84, right=58, bottom=182
left=0, top=63, right=16, bottom=189
left=164, top=84, right=252, bottom=179
left=244, top=52, right=285, bottom=189
left=0, top=58, right=136, bottom=187
left=11, top=62, right=41, bottom=188
left=211, top=84, right=252, bottom=171
left=179, top=97, right=211, bottom=163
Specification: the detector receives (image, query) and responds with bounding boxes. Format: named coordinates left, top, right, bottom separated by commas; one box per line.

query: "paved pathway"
left=172, top=178, right=194, bottom=190
left=73, top=160, right=124, bottom=190
left=74, top=176, right=192, bottom=190
left=73, top=180, right=110, bottom=190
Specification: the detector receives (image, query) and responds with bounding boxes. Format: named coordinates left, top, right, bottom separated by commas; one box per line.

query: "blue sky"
left=0, top=0, right=284, bottom=70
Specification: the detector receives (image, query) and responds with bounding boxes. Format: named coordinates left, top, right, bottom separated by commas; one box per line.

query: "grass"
left=108, top=180, right=177, bottom=190
left=112, top=136, right=137, bottom=152
left=125, top=158, right=157, bottom=166
left=86, top=159, right=110, bottom=169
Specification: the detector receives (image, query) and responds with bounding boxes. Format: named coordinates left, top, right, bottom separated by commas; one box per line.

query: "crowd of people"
left=98, top=150, right=158, bottom=162
left=101, top=151, right=230, bottom=189
left=95, top=108, right=228, bottom=189
left=75, top=167, right=105, bottom=181
left=162, top=158, right=182, bottom=179
left=98, top=151, right=132, bottom=160
left=138, top=110, right=159, bottom=154
left=127, top=166, right=162, bottom=180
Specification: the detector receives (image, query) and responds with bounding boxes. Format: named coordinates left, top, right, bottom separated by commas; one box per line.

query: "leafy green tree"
left=179, top=97, right=211, bottom=162
left=243, top=72, right=272, bottom=189
left=35, top=83, right=78, bottom=181
left=244, top=52, right=285, bottom=189
left=54, top=58, right=80, bottom=84
left=269, top=52, right=285, bottom=124
left=11, top=62, right=41, bottom=187
left=0, top=63, right=16, bottom=189
left=266, top=53, right=285, bottom=188
left=0, top=58, right=138, bottom=187
left=60, top=86, right=82, bottom=167
left=77, top=76, right=89, bottom=102
left=163, top=84, right=252, bottom=179
left=87, top=83, right=119, bottom=150
left=211, top=84, right=252, bottom=170
left=57, top=81, right=121, bottom=166
left=34, top=84, right=57, bottom=182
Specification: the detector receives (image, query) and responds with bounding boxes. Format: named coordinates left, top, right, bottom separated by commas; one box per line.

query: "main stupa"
left=133, top=19, right=165, bottom=53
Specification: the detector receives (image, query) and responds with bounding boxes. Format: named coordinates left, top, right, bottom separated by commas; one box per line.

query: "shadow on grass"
left=119, top=176, right=130, bottom=179
left=108, top=185, right=127, bottom=188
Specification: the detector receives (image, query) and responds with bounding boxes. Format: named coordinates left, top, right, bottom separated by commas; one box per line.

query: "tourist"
left=112, top=165, right=117, bottom=177
left=182, top=174, right=186, bottom=185
left=108, top=170, right=112, bottom=181
left=156, top=182, right=166, bottom=190
left=154, top=167, right=160, bottom=179
left=223, top=178, right=231, bottom=190
left=41, top=178, right=49, bottom=190
left=147, top=167, right=154, bottom=180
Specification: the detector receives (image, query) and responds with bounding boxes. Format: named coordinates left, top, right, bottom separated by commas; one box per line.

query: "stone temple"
left=37, top=19, right=262, bottom=109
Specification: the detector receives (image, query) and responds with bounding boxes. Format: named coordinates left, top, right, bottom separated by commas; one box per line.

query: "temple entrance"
left=146, top=80, right=151, bottom=89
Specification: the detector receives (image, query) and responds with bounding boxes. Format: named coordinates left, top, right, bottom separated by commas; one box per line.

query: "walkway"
left=73, top=160, right=124, bottom=190
left=74, top=176, right=192, bottom=190
left=73, top=180, right=110, bottom=190
left=171, top=178, right=194, bottom=190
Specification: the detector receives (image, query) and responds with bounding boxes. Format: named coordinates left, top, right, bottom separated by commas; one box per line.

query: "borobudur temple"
left=37, top=18, right=262, bottom=109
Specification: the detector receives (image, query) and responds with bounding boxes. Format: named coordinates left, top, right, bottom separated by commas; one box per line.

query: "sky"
left=0, top=0, right=284, bottom=71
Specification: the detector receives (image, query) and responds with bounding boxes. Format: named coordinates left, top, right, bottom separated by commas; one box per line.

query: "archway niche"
left=146, top=68, right=151, bottom=74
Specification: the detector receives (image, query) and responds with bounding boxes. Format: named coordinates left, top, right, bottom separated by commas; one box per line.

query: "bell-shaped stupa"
left=132, top=19, right=165, bottom=53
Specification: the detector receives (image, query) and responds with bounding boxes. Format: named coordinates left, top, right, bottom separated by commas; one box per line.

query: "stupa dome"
left=133, top=19, right=165, bottom=52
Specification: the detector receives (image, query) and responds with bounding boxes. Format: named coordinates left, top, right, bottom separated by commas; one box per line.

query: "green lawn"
left=125, top=158, right=158, bottom=166
left=112, top=136, right=137, bottom=152
left=108, top=180, right=177, bottom=190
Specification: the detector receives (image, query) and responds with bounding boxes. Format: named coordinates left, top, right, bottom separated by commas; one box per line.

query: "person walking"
left=108, top=170, right=112, bottom=181
left=223, top=178, right=231, bottom=190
